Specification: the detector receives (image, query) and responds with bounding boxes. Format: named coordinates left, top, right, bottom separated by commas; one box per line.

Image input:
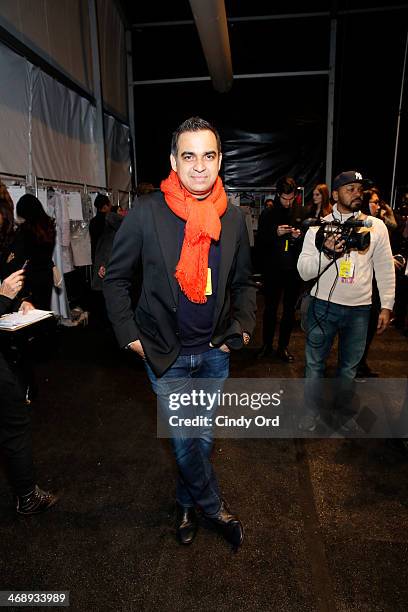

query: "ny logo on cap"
left=355, top=172, right=363, bottom=180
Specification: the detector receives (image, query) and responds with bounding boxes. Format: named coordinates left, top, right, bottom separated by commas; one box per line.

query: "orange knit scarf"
left=161, top=170, right=227, bottom=303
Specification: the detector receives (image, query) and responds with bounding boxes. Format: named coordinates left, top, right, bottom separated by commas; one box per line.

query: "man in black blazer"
left=104, top=117, right=256, bottom=549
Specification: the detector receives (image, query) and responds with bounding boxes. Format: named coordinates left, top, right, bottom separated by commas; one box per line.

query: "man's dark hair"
left=276, top=176, right=297, bottom=195
left=171, top=116, right=221, bottom=156
left=94, top=193, right=111, bottom=211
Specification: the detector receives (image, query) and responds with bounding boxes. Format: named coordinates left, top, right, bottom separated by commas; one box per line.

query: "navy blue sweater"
left=176, top=218, right=221, bottom=355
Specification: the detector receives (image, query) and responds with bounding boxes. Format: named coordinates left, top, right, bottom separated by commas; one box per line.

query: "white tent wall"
left=0, top=40, right=102, bottom=186
left=104, top=114, right=131, bottom=201
left=0, top=42, right=30, bottom=175
left=0, top=0, right=93, bottom=94
left=32, top=69, right=101, bottom=185
left=97, top=0, right=128, bottom=121
left=0, top=2, right=131, bottom=193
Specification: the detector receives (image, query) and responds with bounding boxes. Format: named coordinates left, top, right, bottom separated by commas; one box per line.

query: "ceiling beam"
left=188, top=0, right=233, bottom=93
left=131, top=5, right=407, bottom=28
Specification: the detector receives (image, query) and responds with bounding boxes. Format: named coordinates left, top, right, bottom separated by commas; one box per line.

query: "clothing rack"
left=0, top=171, right=27, bottom=182
left=1, top=173, right=132, bottom=208
left=0, top=172, right=134, bottom=323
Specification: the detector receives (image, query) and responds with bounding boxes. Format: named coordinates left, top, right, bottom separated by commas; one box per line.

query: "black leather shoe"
left=257, top=345, right=273, bottom=359
left=356, top=363, right=379, bottom=378
left=16, top=485, right=59, bottom=515
left=176, top=503, right=198, bottom=545
left=276, top=348, right=295, bottom=363
left=204, top=500, right=244, bottom=551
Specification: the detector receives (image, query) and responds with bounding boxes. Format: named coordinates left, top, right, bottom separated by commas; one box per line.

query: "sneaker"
left=16, top=485, right=59, bottom=515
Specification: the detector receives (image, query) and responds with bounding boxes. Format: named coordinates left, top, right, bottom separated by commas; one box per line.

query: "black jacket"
left=256, top=202, right=306, bottom=275
left=0, top=225, right=55, bottom=310
left=92, top=212, right=123, bottom=291
left=0, top=295, right=12, bottom=385
left=104, top=191, right=257, bottom=376
left=0, top=295, right=11, bottom=317
left=89, top=212, right=107, bottom=263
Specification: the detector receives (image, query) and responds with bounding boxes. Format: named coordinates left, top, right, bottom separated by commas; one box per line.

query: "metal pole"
left=88, top=0, right=107, bottom=188
left=326, top=18, right=337, bottom=187
left=27, top=66, right=33, bottom=187
left=126, top=29, right=137, bottom=190
left=390, top=29, right=408, bottom=207
left=130, top=70, right=328, bottom=86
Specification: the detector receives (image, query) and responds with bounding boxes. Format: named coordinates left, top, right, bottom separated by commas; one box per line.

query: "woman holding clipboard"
left=0, top=268, right=58, bottom=514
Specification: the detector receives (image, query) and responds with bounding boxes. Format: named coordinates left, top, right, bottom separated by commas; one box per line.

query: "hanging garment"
left=47, top=191, right=74, bottom=274
left=70, top=221, right=92, bottom=267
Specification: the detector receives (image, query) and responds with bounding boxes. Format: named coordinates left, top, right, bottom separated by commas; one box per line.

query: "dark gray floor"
left=0, top=306, right=407, bottom=612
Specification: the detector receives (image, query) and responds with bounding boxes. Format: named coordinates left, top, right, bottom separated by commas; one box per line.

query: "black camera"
left=312, top=219, right=371, bottom=258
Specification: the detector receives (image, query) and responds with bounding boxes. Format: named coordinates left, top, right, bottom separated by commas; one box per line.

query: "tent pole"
left=88, top=0, right=107, bottom=189
left=390, top=29, right=408, bottom=208
left=325, top=17, right=337, bottom=187
left=126, top=29, right=137, bottom=192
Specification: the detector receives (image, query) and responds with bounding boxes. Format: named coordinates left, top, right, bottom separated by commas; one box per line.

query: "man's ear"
left=170, top=154, right=177, bottom=172
left=218, top=152, right=222, bottom=171
left=332, top=190, right=338, bottom=202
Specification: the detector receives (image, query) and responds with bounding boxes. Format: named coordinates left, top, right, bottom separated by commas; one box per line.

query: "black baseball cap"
left=332, top=170, right=365, bottom=191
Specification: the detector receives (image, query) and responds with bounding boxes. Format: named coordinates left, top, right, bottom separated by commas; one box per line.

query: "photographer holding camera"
left=298, top=171, right=395, bottom=384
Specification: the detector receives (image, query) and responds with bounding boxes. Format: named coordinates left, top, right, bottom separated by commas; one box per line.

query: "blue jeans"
left=305, top=298, right=371, bottom=419
left=305, top=298, right=371, bottom=379
left=145, top=348, right=230, bottom=515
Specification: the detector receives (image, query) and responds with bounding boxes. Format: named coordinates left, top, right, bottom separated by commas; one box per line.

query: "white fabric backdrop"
left=0, top=0, right=127, bottom=119
left=104, top=114, right=131, bottom=195
left=97, top=0, right=128, bottom=120
left=0, top=42, right=131, bottom=191
left=0, top=0, right=93, bottom=93
left=31, top=67, right=100, bottom=185
left=0, top=43, right=29, bottom=175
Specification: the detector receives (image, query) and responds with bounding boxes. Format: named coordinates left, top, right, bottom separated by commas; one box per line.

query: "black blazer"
left=256, top=202, right=306, bottom=275
left=0, top=225, right=55, bottom=310
left=104, top=191, right=257, bottom=376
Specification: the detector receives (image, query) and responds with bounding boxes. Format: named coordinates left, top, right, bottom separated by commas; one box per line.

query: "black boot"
left=276, top=347, right=295, bottom=363
left=176, top=503, right=198, bottom=545
left=16, top=485, right=59, bottom=515
left=356, top=362, right=379, bottom=378
left=204, top=500, right=244, bottom=551
left=257, top=344, right=273, bottom=359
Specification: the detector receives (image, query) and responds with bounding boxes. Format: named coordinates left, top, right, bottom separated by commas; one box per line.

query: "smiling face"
left=170, top=130, right=222, bottom=198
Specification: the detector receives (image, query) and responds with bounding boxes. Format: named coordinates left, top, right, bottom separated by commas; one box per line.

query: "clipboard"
left=0, top=310, right=54, bottom=332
